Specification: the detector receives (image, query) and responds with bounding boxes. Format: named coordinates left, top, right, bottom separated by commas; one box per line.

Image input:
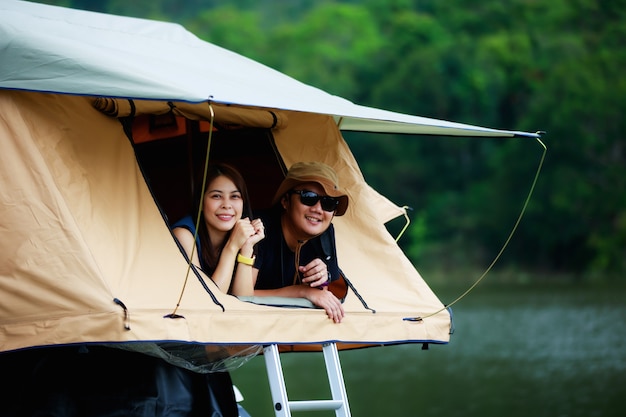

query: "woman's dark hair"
left=195, top=162, right=253, bottom=275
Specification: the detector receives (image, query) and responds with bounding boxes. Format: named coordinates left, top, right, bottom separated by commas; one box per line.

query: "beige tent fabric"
left=92, top=98, right=288, bottom=130
left=272, top=111, right=445, bottom=315
left=272, top=110, right=407, bottom=224
left=0, top=90, right=450, bottom=353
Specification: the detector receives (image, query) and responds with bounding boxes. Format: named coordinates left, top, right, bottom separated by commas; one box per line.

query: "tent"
left=0, top=0, right=540, bottom=359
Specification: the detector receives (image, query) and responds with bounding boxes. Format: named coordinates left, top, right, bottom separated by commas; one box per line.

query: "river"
left=231, top=282, right=626, bottom=417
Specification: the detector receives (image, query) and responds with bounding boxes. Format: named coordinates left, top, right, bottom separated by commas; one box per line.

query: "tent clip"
left=113, top=298, right=131, bottom=330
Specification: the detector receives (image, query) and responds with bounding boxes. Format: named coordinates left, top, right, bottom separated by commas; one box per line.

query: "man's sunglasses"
left=289, top=190, right=339, bottom=213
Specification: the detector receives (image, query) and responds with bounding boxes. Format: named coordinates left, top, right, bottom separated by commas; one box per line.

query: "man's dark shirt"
left=253, top=207, right=340, bottom=290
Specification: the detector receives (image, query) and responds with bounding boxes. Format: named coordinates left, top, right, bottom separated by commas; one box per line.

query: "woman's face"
left=283, top=181, right=334, bottom=240
left=202, top=175, right=244, bottom=233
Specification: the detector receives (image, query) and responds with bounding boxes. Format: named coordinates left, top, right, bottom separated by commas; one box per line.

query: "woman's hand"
left=248, top=218, right=265, bottom=246
left=230, top=217, right=264, bottom=255
left=229, top=218, right=264, bottom=297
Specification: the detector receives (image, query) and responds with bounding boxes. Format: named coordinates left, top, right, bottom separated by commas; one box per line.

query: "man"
left=246, top=161, right=349, bottom=323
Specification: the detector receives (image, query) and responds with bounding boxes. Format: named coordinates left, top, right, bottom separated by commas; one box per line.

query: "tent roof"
left=0, top=0, right=539, bottom=138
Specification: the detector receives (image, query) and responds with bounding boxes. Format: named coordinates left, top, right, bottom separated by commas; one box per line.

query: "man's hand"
left=304, top=286, right=344, bottom=323
left=299, top=258, right=329, bottom=288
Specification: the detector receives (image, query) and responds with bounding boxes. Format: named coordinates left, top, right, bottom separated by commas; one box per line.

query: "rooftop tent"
left=0, top=1, right=539, bottom=357
left=1, top=89, right=451, bottom=353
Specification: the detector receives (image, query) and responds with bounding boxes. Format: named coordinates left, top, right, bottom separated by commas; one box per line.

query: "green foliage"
left=186, top=6, right=267, bottom=62
left=34, top=0, right=626, bottom=280
left=266, top=4, right=384, bottom=98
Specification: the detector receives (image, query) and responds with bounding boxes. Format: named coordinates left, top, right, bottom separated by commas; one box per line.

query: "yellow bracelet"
left=237, top=253, right=255, bottom=266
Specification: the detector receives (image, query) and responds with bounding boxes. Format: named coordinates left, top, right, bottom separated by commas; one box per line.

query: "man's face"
left=283, top=181, right=335, bottom=240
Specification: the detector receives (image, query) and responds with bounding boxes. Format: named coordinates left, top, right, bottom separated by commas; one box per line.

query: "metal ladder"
left=263, top=342, right=351, bottom=417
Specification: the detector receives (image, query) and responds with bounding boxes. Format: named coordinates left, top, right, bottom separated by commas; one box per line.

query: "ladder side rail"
left=263, top=344, right=292, bottom=417
left=323, top=342, right=352, bottom=417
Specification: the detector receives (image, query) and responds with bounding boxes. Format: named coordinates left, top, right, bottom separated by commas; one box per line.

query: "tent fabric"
left=0, top=0, right=539, bottom=138
left=0, top=90, right=450, bottom=353
left=92, top=98, right=287, bottom=130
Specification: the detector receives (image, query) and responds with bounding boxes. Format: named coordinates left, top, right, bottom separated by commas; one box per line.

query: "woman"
left=170, top=163, right=264, bottom=417
left=172, top=162, right=264, bottom=295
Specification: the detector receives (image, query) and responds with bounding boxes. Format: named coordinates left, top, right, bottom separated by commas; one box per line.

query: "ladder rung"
left=289, top=400, right=345, bottom=412
left=264, top=343, right=351, bottom=417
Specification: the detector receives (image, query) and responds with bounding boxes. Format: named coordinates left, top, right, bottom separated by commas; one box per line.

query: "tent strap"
left=404, top=136, right=547, bottom=322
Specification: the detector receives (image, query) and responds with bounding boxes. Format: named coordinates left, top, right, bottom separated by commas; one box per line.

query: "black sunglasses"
left=289, top=190, right=339, bottom=212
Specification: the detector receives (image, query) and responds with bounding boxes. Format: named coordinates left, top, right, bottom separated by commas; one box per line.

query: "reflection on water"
left=232, top=283, right=626, bottom=417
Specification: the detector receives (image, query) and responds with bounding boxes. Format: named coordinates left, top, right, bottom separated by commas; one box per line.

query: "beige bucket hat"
left=272, top=161, right=349, bottom=216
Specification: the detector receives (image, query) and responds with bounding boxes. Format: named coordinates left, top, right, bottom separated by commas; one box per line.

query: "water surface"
left=232, top=283, right=626, bottom=417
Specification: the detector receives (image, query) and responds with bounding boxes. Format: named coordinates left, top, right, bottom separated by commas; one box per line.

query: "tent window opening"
left=125, top=112, right=366, bottom=311
left=130, top=114, right=287, bottom=226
